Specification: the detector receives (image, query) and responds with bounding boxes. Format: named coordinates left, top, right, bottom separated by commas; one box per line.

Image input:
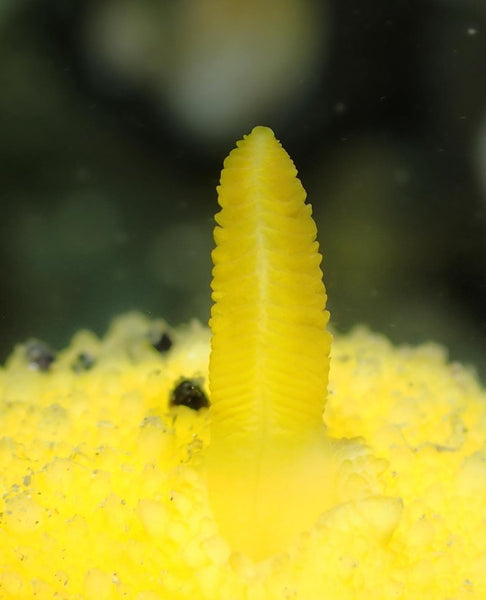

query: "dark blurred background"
left=2, top=0, right=486, bottom=376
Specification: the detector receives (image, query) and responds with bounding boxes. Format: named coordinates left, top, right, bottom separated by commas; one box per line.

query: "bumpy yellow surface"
left=1, top=316, right=486, bottom=598
left=1, top=127, right=486, bottom=598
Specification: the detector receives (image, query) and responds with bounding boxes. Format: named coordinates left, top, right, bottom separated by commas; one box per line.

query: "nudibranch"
left=0, top=127, right=486, bottom=599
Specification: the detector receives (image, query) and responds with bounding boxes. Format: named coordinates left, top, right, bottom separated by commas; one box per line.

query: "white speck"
left=467, top=27, right=478, bottom=36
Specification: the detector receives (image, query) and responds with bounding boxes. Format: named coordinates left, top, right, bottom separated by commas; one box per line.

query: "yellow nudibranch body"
left=0, top=126, right=485, bottom=599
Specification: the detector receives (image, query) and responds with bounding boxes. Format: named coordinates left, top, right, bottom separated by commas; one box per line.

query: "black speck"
left=72, top=352, right=96, bottom=373
left=25, top=339, right=55, bottom=372
left=152, top=331, right=173, bottom=353
left=170, top=378, right=209, bottom=411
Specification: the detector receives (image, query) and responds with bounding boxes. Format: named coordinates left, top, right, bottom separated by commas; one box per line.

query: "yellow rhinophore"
left=206, top=126, right=392, bottom=560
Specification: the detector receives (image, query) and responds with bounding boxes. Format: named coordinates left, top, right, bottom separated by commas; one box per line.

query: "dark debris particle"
left=170, top=378, right=209, bottom=411
left=151, top=331, right=173, bottom=353
left=25, top=339, right=55, bottom=372
left=72, top=352, right=96, bottom=373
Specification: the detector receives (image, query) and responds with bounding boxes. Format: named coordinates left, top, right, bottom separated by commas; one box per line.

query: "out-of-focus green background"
left=2, top=0, right=486, bottom=376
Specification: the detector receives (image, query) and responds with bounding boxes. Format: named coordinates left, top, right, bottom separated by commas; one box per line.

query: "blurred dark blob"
left=170, top=378, right=209, bottom=411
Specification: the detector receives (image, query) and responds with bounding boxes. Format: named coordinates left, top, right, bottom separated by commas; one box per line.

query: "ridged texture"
left=209, top=125, right=331, bottom=450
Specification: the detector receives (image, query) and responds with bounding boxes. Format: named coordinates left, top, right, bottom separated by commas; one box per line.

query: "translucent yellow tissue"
left=0, top=127, right=485, bottom=599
